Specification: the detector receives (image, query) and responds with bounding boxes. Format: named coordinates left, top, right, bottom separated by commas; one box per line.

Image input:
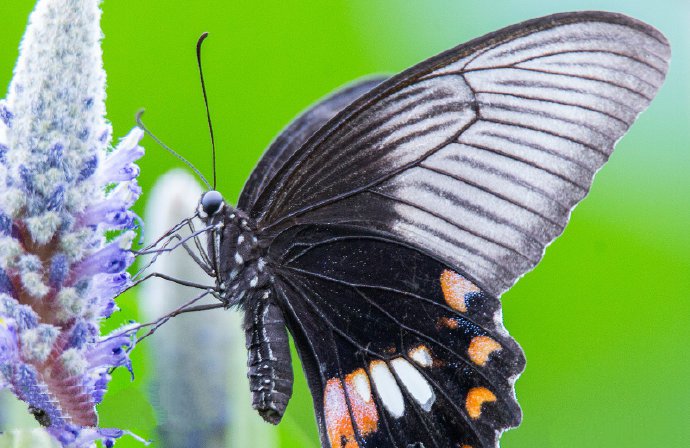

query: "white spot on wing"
left=351, top=370, right=372, bottom=403
left=369, top=360, right=404, bottom=418
left=409, top=345, right=433, bottom=368
left=391, top=358, right=436, bottom=412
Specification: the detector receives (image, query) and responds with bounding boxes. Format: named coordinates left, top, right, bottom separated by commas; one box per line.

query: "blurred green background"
left=1, top=0, right=689, bottom=447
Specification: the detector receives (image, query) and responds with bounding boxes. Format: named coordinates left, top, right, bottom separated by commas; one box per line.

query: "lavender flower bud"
left=0, top=0, right=145, bottom=446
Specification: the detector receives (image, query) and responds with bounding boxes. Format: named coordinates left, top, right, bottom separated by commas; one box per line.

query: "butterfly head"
left=199, top=190, right=224, bottom=219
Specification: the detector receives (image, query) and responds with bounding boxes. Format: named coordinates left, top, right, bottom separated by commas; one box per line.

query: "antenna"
left=196, top=32, right=217, bottom=190
left=136, top=110, right=212, bottom=190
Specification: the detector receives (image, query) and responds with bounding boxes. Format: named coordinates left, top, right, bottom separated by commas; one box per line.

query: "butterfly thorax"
left=204, top=206, right=271, bottom=307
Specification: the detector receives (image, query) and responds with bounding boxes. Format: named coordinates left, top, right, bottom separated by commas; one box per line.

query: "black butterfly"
left=139, top=11, right=669, bottom=448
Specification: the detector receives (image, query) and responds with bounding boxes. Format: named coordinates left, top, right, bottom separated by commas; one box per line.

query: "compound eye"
left=201, top=190, right=224, bottom=216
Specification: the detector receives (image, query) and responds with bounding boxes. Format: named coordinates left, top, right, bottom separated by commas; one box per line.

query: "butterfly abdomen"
left=243, top=289, right=294, bottom=424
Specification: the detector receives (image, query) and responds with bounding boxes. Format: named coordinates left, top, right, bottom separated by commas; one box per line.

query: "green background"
left=1, top=0, right=689, bottom=446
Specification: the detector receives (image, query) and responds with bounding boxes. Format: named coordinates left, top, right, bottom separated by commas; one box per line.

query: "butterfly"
left=139, top=11, right=669, bottom=448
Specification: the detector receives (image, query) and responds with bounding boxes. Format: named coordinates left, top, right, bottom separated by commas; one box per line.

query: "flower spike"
left=0, top=0, right=144, bottom=445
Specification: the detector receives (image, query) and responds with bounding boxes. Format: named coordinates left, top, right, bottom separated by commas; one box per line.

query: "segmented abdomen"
left=244, top=291, right=293, bottom=424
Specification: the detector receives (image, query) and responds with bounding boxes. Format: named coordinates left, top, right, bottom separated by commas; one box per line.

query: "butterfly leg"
left=132, top=227, right=217, bottom=280
left=134, top=215, right=196, bottom=253
left=131, top=288, right=224, bottom=344
left=185, top=216, right=214, bottom=269
left=122, top=236, right=218, bottom=302
left=129, top=215, right=207, bottom=276
left=118, top=272, right=216, bottom=297
left=134, top=224, right=215, bottom=256
left=141, top=232, right=215, bottom=277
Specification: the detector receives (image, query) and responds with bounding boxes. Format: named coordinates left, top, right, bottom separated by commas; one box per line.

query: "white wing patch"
left=370, top=360, right=405, bottom=418
left=369, top=357, right=437, bottom=418
left=409, top=345, right=434, bottom=368
left=350, top=368, right=373, bottom=403
left=391, top=358, right=436, bottom=412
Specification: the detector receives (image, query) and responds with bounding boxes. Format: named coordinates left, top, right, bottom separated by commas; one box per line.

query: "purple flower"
left=0, top=0, right=145, bottom=446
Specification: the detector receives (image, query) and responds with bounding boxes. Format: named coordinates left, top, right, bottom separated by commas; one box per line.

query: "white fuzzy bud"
left=56, top=287, right=82, bottom=321
left=26, top=212, right=62, bottom=245
left=0, top=188, right=27, bottom=218
left=0, top=237, right=22, bottom=269
left=20, top=272, right=49, bottom=299
left=60, top=229, right=95, bottom=261
left=20, top=324, right=58, bottom=362
left=61, top=348, right=88, bottom=376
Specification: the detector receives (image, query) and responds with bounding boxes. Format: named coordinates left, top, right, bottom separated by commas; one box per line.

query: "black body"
left=243, top=290, right=293, bottom=424
left=204, top=207, right=293, bottom=423
left=195, top=12, right=669, bottom=448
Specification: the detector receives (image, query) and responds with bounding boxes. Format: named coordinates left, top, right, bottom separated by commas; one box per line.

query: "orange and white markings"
left=465, top=387, right=497, bottom=419
left=324, top=378, right=357, bottom=448
left=344, top=369, right=378, bottom=436
left=468, top=336, right=502, bottom=367
left=440, top=269, right=479, bottom=313
left=391, top=358, right=436, bottom=412
left=409, top=345, right=433, bottom=368
left=347, top=369, right=372, bottom=403
left=370, top=360, right=405, bottom=418
left=323, top=378, right=358, bottom=447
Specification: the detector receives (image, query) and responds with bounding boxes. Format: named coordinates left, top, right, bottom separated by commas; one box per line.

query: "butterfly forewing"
left=247, top=12, right=669, bottom=297
left=272, top=225, right=524, bottom=448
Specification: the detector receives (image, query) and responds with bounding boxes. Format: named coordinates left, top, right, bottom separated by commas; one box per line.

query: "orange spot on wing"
left=438, top=316, right=459, bottom=330
left=440, top=269, right=479, bottom=313
left=465, top=387, right=497, bottom=419
left=468, top=336, right=502, bottom=367
left=324, top=378, right=357, bottom=448
left=344, top=369, right=379, bottom=436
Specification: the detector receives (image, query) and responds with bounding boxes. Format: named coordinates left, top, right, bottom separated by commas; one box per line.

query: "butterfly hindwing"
left=271, top=224, right=524, bottom=448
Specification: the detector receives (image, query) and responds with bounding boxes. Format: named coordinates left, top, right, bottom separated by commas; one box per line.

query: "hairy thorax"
left=204, top=206, right=270, bottom=307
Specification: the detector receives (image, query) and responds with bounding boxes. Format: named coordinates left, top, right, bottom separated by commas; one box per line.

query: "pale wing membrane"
left=253, top=75, right=477, bottom=225
left=238, top=77, right=387, bottom=211
left=250, top=12, right=669, bottom=297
